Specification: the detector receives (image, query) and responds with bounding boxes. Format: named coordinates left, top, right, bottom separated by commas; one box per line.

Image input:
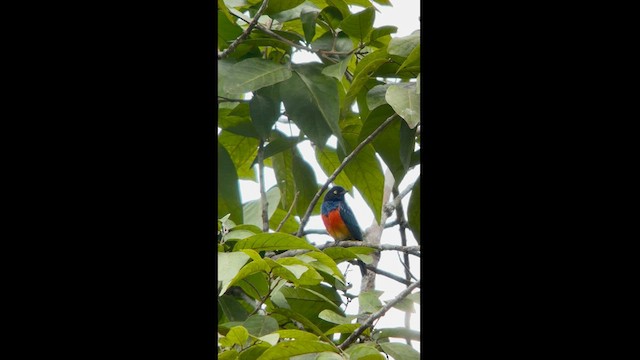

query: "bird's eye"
left=333, top=190, right=337, bottom=194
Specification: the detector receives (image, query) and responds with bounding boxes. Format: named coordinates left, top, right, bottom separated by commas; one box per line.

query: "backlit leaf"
left=224, top=58, right=293, bottom=94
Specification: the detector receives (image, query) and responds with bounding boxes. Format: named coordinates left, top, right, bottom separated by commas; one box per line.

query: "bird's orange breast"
left=322, top=209, right=351, bottom=241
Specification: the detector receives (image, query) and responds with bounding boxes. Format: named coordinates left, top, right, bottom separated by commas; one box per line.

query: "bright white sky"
left=227, top=0, right=421, bottom=351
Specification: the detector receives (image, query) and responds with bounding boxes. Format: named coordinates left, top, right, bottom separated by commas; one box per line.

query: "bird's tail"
left=357, top=260, right=367, bottom=276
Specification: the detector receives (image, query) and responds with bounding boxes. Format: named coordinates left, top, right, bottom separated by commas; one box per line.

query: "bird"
left=321, top=186, right=368, bottom=276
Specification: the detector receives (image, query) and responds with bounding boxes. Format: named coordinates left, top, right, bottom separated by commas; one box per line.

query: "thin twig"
left=337, top=280, right=421, bottom=350
left=347, top=260, right=417, bottom=287
left=218, top=0, right=270, bottom=59
left=295, top=114, right=399, bottom=237
left=258, top=139, right=269, bottom=232
left=384, top=180, right=417, bottom=217
left=275, top=191, right=299, bottom=232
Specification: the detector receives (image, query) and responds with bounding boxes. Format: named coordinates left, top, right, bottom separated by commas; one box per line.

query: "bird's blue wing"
left=339, top=203, right=363, bottom=241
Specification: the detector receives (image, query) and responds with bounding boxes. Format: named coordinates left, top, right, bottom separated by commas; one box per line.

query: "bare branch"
left=218, top=0, right=270, bottom=59
left=337, top=280, right=421, bottom=350
left=275, top=191, right=299, bottom=232
left=295, top=114, right=399, bottom=237
left=383, top=180, right=417, bottom=217
left=347, top=260, right=418, bottom=287
left=269, top=240, right=420, bottom=260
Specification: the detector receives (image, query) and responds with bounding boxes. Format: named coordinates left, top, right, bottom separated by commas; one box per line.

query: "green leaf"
left=318, top=6, right=344, bottom=30
left=300, top=251, right=345, bottom=282
left=237, top=272, right=270, bottom=300
left=318, top=310, right=355, bottom=324
left=344, top=343, right=384, bottom=360
left=276, top=329, right=320, bottom=341
left=388, top=31, right=420, bottom=58
left=219, top=130, right=259, bottom=180
left=407, top=291, right=420, bottom=304
left=289, top=351, right=344, bottom=360
left=269, top=207, right=301, bottom=235
left=386, top=297, right=415, bottom=313
left=339, top=7, right=375, bottom=42
left=239, top=343, right=271, bottom=360
left=341, top=119, right=384, bottom=224
left=369, top=25, right=397, bottom=43
left=292, top=151, right=321, bottom=217
left=300, top=10, right=319, bottom=43
left=323, top=323, right=360, bottom=335
left=416, top=74, right=420, bottom=94
left=272, top=143, right=297, bottom=210
left=242, top=186, right=281, bottom=229
left=224, top=229, right=257, bottom=241
left=365, top=83, right=391, bottom=111
left=257, top=333, right=280, bottom=346
left=373, top=327, right=421, bottom=342
left=223, top=58, right=293, bottom=94
left=274, top=259, right=324, bottom=286
left=225, top=326, right=250, bottom=346
left=234, top=233, right=317, bottom=251
left=325, top=0, right=350, bottom=18
left=386, top=82, right=420, bottom=129
left=218, top=11, right=244, bottom=50
left=396, top=44, right=420, bottom=74
left=280, top=64, right=342, bottom=149
left=321, top=54, right=353, bottom=80
left=250, top=86, right=281, bottom=140
left=256, top=340, right=338, bottom=360
left=343, top=50, right=390, bottom=113
left=219, top=295, right=251, bottom=322
left=218, top=251, right=251, bottom=295
left=310, top=31, right=353, bottom=56
left=378, top=342, right=420, bottom=360
left=315, top=146, right=353, bottom=192
left=270, top=1, right=321, bottom=23
left=270, top=308, right=331, bottom=341
left=358, top=105, right=408, bottom=183
left=358, top=290, right=384, bottom=314
left=277, top=287, right=343, bottom=331
left=406, top=176, right=420, bottom=244
left=218, top=143, right=244, bottom=224
left=227, top=259, right=272, bottom=291
left=265, top=0, right=306, bottom=15
left=322, top=246, right=375, bottom=264
left=219, top=349, right=239, bottom=360
left=243, top=314, right=280, bottom=337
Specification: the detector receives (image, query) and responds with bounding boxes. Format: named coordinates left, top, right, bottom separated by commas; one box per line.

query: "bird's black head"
left=324, top=186, right=347, bottom=202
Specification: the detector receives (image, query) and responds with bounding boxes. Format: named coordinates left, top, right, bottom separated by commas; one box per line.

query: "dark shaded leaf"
left=250, top=85, right=281, bottom=140
left=219, top=294, right=250, bottom=322
left=300, top=10, right=319, bottom=43
left=224, top=58, right=293, bottom=94
left=318, top=6, right=344, bottom=30
left=292, top=150, right=321, bottom=217
left=406, top=175, right=420, bottom=244
left=218, top=143, right=244, bottom=223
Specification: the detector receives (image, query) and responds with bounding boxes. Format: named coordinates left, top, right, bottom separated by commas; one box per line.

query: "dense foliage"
left=218, top=0, right=420, bottom=359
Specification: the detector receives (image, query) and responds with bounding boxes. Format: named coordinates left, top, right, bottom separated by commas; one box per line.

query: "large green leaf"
left=250, top=136, right=300, bottom=168
left=358, top=290, right=384, bottom=314
left=256, top=340, right=338, bottom=360
left=218, top=59, right=246, bottom=102
left=340, top=118, right=384, bottom=224
left=264, top=0, right=306, bottom=15
left=365, top=83, right=392, bottom=111
left=321, top=54, right=353, bottom=80
left=269, top=207, right=301, bottom=235
left=234, top=232, right=317, bottom=251
left=339, top=7, right=375, bottom=42
left=396, top=44, right=420, bottom=74
left=218, top=250, right=250, bottom=295
left=386, top=82, right=420, bottom=129
left=219, top=294, right=251, bottom=322
left=218, top=143, right=243, bottom=224
left=344, top=343, right=385, bottom=360
left=369, top=25, right=397, bottom=42
left=358, top=105, right=408, bottom=183
left=237, top=272, right=270, bottom=300
left=310, top=31, right=353, bottom=59
left=406, top=176, right=420, bottom=244
left=378, top=342, right=420, bottom=360
left=223, top=58, right=293, bottom=94
left=219, top=104, right=261, bottom=139
left=387, top=31, right=420, bottom=58
left=300, top=9, right=319, bottom=43
left=318, top=6, right=344, bottom=30
left=343, top=50, right=390, bottom=113
left=280, top=63, right=342, bottom=149
left=219, top=129, right=259, bottom=180
left=218, top=11, right=244, bottom=50
left=242, top=186, right=281, bottom=229
left=272, top=144, right=297, bottom=210
left=250, top=85, right=281, bottom=140
left=300, top=251, right=345, bottom=282
left=226, top=259, right=272, bottom=291
left=270, top=1, right=321, bottom=23
left=276, top=287, right=343, bottom=331
left=292, top=150, right=321, bottom=217
left=275, top=329, right=319, bottom=341
left=243, top=314, right=280, bottom=337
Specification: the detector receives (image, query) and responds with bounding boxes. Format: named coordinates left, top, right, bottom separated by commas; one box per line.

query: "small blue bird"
left=321, top=186, right=367, bottom=276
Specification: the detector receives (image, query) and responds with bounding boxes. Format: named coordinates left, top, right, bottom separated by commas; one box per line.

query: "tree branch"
left=337, top=280, right=421, bottom=350
left=295, top=114, right=399, bottom=237
left=275, top=191, right=299, bottom=232
left=383, top=180, right=417, bottom=217
left=269, top=240, right=419, bottom=260
left=218, top=0, right=270, bottom=59
left=347, top=260, right=418, bottom=287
